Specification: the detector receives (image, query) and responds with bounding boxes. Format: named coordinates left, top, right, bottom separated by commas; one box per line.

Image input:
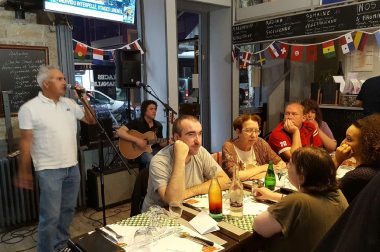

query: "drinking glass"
left=251, top=179, right=264, bottom=198
left=134, top=227, right=153, bottom=244
left=169, top=202, right=183, bottom=219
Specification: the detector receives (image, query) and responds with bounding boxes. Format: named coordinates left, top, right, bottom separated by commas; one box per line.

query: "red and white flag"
left=306, top=45, right=317, bottom=62
left=291, top=45, right=303, bottom=61
left=268, top=43, right=281, bottom=59
left=92, top=48, right=104, bottom=61
left=241, top=52, right=251, bottom=68
left=279, top=43, right=289, bottom=59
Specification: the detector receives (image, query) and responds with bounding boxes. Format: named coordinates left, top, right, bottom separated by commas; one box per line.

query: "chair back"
left=211, top=151, right=222, bottom=166
left=130, top=168, right=149, bottom=216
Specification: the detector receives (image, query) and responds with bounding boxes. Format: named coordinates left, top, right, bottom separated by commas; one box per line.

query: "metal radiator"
left=0, top=156, right=88, bottom=231
left=0, top=157, right=39, bottom=230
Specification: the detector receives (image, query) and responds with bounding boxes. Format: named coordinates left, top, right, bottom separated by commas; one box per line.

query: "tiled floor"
left=0, top=203, right=131, bottom=252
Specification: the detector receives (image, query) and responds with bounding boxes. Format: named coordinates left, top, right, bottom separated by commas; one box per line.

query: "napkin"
left=189, top=211, right=220, bottom=235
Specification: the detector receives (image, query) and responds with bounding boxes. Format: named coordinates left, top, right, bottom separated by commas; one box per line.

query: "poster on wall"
left=93, top=65, right=116, bottom=99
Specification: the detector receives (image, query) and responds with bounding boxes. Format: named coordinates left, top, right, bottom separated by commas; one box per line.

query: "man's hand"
left=135, top=138, right=148, bottom=150
left=335, top=143, right=353, bottom=166
left=13, top=171, right=33, bottom=190
left=284, top=119, right=299, bottom=134
left=173, top=140, right=189, bottom=160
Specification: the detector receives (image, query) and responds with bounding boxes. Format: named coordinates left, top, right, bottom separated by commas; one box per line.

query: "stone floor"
left=0, top=203, right=131, bottom=252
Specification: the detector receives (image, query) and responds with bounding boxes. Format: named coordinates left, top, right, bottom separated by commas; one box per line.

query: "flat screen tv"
left=44, top=0, right=136, bottom=24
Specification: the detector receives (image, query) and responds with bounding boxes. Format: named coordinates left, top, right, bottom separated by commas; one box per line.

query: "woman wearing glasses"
left=222, top=114, right=286, bottom=180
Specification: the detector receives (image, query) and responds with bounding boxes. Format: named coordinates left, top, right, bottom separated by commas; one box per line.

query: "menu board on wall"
left=233, top=0, right=380, bottom=44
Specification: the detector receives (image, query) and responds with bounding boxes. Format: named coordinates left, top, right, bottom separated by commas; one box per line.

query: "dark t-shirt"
left=339, top=165, right=378, bottom=203
left=126, top=117, right=163, bottom=149
left=356, top=76, right=380, bottom=116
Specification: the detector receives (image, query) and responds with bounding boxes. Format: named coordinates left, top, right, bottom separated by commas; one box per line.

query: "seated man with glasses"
left=268, top=102, right=323, bottom=162
left=222, top=114, right=286, bottom=180
left=142, top=115, right=230, bottom=211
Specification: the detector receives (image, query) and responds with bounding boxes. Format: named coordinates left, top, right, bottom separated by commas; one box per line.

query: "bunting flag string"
left=72, top=38, right=145, bottom=62
left=232, top=29, right=380, bottom=66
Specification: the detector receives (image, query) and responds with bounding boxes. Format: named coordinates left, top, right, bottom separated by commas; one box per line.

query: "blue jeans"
left=36, top=166, right=81, bottom=252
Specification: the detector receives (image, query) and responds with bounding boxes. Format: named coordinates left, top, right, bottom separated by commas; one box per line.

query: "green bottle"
left=264, top=160, right=276, bottom=190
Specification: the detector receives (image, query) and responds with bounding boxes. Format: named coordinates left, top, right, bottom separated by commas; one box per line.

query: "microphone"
left=136, top=81, right=149, bottom=88
left=67, top=84, right=86, bottom=95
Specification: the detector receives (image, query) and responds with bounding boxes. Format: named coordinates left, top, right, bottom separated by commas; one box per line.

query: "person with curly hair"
left=253, top=147, right=348, bottom=252
left=333, top=113, right=380, bottom=203
left=222, top=114, right=286, bottom=180
left=301, top=99, right=337, bottom=152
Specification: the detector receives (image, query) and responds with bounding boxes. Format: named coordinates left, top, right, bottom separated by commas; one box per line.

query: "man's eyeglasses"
left=50, top=77, right=66, bottom=81
left=242, top=128, right=261, bottom=135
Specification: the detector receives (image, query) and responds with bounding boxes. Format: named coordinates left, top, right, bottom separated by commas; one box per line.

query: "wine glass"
left=168, top=202, right=183, bottom=219
left=134, top=227, right=153, bottom=244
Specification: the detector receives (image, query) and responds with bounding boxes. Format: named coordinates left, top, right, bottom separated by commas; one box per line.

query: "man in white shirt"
left=14, top=65, right=95, bottom=252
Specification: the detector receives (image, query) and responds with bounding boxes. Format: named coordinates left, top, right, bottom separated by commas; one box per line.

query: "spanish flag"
left=322, top=41, right=335, bottom=59
left=354, top=31, right=368, bottom=51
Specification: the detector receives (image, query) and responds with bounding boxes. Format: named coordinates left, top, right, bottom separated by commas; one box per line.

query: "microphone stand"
left=139, top=84, right=177, bottom=139
left=77, top=90, right=136, bottom=227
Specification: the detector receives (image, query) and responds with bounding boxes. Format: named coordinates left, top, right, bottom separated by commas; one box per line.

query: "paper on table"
left=189, top=211, right=220, bottom=235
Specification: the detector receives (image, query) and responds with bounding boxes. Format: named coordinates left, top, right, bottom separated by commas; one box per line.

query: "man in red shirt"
left=269, top=102, right=323, bottom=161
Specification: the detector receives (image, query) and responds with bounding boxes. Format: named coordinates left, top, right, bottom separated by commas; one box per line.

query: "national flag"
left=339, top=33, right=354, bottom=54
left=279, top=43, right=289, bottom=59
left=126, top=39, right=145, bottom=54
left=306, top=45, right=317, bottom=62
left=92, top=48, right=104, bottom=61
left=375, top=31, right=380, bottom=48
left=354, top=31, right=368, bottom=51
left=74, top=42, right=87, bottom=59
left=322, top=40, right=336, bottom=58
left=240, top=52, right=251, bottom=68
left=291, top=45, right=303, bottom=61
left=231, top=47, right=240, bottom=62
left=268, top=42, right=281, bottom=59
left=255, top=51, right=266, bottom=66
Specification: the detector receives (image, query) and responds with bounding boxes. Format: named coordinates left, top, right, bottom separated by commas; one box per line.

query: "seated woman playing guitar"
left=116, top=100, right=167, bottom=169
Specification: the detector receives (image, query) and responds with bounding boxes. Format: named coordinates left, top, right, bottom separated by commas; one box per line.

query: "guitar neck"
left=147, top=138, right=167, bottom=145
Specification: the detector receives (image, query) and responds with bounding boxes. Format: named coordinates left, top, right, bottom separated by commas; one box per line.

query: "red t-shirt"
left=268, top=121, right=323, bottom=155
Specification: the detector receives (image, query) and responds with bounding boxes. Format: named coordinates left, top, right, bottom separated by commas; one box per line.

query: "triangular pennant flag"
left=279, top=43, right=289, bottom=59
left=240, top=52, right=251, bottom=68
left=354, top=31, right=368, bottom=51
left=339, top=33, right=355, bottom=54
left=375, top=31, right=380, bottom=48
left=322, top=41, right=336, bottom=59
left=291, top=45, right=303, bottom=61
left=268, top=42, right=281, bottom=59
left=255, top=51, right=266, bottom=66
left=74, top=42, right=88, bottom=59
left=306, top=45, right=317, bottom=62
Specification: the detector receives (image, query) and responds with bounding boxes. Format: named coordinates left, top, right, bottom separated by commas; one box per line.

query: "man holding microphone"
left=14, top=65, right=96, bottom=252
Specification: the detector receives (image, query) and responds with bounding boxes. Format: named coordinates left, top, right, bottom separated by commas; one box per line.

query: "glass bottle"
left=264, top=160, right=276, bottom=190
left=229, top=162, right=244, bottom=218
left=208, top=171, right=223, bottom=221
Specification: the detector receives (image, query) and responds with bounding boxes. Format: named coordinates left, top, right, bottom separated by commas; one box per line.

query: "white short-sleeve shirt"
left=18, top=92, right=84, bottom=171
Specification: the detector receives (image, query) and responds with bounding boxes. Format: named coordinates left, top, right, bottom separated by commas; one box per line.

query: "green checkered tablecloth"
left=191, top=193, right=255, bottom=232
left=117, top=213, right=180, bottom=227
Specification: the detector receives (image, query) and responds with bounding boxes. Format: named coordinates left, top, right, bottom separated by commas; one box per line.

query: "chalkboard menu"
left=233, top=0, right=380, bottom=44
left=0, top=45, right=48, bottom=115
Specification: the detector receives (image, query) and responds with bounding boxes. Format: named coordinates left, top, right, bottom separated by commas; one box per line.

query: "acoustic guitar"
left=118, top=130, right=167, bottom=159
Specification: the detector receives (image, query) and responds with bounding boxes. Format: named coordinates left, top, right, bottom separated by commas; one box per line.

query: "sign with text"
left=233, top=0, right=380, bottom=44
left=93, top=66, right=116, bottom=99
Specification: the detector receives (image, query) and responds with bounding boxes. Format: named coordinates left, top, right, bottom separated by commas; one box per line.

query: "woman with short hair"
left=253, top=147, right=348, bottom=252
left=222, top=114, right=286, bottom=180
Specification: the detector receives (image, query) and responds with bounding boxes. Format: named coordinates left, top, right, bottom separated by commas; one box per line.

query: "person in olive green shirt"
left=253, top=147, right=348, bottom=252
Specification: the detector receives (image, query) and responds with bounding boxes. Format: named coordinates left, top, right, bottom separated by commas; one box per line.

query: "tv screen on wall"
left=44, top=0, right=136, bottom=24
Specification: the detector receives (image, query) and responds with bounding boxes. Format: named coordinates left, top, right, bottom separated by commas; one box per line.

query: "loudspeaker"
left=87, top=167, right=138, bottom=210
left=121, top=60, right=141, bottom=87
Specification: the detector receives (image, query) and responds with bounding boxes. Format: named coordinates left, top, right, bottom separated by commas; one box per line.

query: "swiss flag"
left=279, top=43, right=289, bottom=59
left=291, top=45, right=303, bottom=61
left=306, top=45, right=317, bottom=62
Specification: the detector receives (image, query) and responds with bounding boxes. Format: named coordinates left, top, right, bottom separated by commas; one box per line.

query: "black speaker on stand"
left=115, top=49, right=142, bottom=122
